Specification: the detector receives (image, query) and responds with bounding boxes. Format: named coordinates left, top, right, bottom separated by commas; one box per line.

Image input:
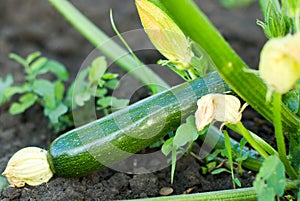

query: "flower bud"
left=136, top=0, right=193, bottom=70
left=259, top=34, right=300, bottom=94
left=195, top=94, right=242, bottom=131
left=257, top=0, right=291, bottom=38
left=2, top=147, right=53, bottom=187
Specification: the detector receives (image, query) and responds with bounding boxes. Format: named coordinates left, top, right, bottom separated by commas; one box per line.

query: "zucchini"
left=47, top=72, right=227, bottom=177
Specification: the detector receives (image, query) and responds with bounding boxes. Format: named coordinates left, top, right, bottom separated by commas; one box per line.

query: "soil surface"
left=0, top=0, right=269, bottom=200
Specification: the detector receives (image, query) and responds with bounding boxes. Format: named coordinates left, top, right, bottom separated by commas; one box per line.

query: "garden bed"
left=0, top=0, right=269, bottom=200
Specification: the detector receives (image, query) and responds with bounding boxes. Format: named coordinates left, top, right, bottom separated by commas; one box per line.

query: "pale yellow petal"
left=2, top=147, right=53, bottom=187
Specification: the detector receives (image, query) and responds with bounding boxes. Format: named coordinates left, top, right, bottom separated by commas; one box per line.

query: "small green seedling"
left=161, top=115, right=207, bottom=183
left=0, top=52, right=128, bottom=133
left=72, top=56, right=129, bottom=116
left=4, top=51, right=69, bottom=124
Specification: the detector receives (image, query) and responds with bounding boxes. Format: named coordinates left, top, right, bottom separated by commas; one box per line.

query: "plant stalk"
left=121, top=187, right=258, bottom=201
left=236, top=122, right=269, bottom=159
left=273, top=92, right=298, bottom=179
left=48, top=0, right=169, bottom=93
left=120, top=180, right=300, bottom=201
left=227, top=124, right=277, bottom=155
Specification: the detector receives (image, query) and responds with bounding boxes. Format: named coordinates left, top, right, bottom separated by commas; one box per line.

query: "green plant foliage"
left=0, top=175, right=9, bottom=193
left=3, top=52, right=70, bottom=126
left=0, top=75, right=13, bottom=104
left=161, top=115, right=203, bottom=183
left=254, top=155, right=286, bottom=201
left=257, top=0, right=292, bottom=38
left=283, top=88, right=300, bottom=116
left=72, top=56, right=129, bottom=115
left=1, top=52, right=126, bottom=133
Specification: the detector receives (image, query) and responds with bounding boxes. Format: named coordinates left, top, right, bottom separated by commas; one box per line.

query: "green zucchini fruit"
left=47, top=72, right=227, bottom=177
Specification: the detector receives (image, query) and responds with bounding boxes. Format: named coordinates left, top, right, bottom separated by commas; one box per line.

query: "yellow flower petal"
left=136, top=0, right=193, bottom=69
left=259, top=34, right=300, bottom=94
left=195, top=95, right=215, bottom=131
left=195, top=94, right=242, bottom=131
left=2, top=147, right=53, bottom=187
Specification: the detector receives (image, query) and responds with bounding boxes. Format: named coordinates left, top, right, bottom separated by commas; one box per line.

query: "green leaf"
left=97, top=96, right=112, bottom=108
left=104, top=79, right=120, bottom=90
left=211, top=168, right=230, bottom=174
left=254, top=155, right=286, bottom=201
left=0, top=74, right=13, bottom=104
left=173, top=116, right=198, bottom=148
left=161, top=137, right=174, bottom=156
left=157, top=60, right=190, bottom=81
left=233, top=178, right=241, bottom=187
left=190, top=42, right=215, bottom=77
left=98, top=79, right=106, bottom=87
left=64, top=83, right=74, bottom=107
left=207, top=149, right=222, bottom=162
left=206, top=161, right=217, bottom=171
left=4, top=84, right=30, bottom=100
left=54, top=81, right=65, bottom=101
left=283, top=88, right=300, bottom=116
left=45, top=103, right=68, bottom=123
left=32, top=79, right=56, bottom=108
left=30, top=57, right=47, bottom=72
left=9, top=93, right=38, bottom=114
left=95, top=88, right=108, bottom=97
left=0, top=175, right=9, bottom=193
left=110, top=97, right=129, bottom=110
left=171, top=148, right=177, bottom=184
left=73, top=68, right=89, bottom=94
left=235, top=153, right=249, bottom=162
left=42, top=60, right=69, bottom=81
left=75, top=91, right=91, bottom=107
left=239, top=137, right=248, bottom=150
left=26, top=51, right=41, bottom=64
left=102, top=73, right=118, bottom=80
left=89, top=56, right=107, bottom=83
left=9, top=53, right=27, bottom=67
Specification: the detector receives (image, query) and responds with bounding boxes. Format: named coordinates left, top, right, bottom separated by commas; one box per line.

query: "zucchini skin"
left=47, top=72, right=226, bottom=177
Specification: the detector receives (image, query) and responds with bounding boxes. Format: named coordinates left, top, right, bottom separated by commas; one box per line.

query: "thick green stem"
left=120, top=180, right=300, bottom=201
left=123, top=187, right=257, bottom=201
left=227, top=124, right=277, bottom=155
left=48, top=0, right=169, bottom=93
left=273, top=92, right=298, bottom=179
left=236, top=122, right=269, bottom=159
left=157, top=0, right=300, bottom=133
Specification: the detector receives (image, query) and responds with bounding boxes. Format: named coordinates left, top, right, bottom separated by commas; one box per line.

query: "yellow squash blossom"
left=2, top=147, right=53, bottom=187
left=195, top=94, right=242, bottom=131
left=259, top=34, right=300, bottom=94
left=136, top=0, right=193, bottom=70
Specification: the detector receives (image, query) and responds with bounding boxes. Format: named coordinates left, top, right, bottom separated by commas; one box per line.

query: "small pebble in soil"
left=159, top=187, right=173, bottom=196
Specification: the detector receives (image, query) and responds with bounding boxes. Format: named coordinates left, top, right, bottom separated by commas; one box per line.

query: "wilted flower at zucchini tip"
left=195, top=94, right=246, bottom=131
left=259, top=33, right=300, bottom=94
left=2, top=147, right=54, bottom=187
left=136, top=0, right=194, bottom=70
